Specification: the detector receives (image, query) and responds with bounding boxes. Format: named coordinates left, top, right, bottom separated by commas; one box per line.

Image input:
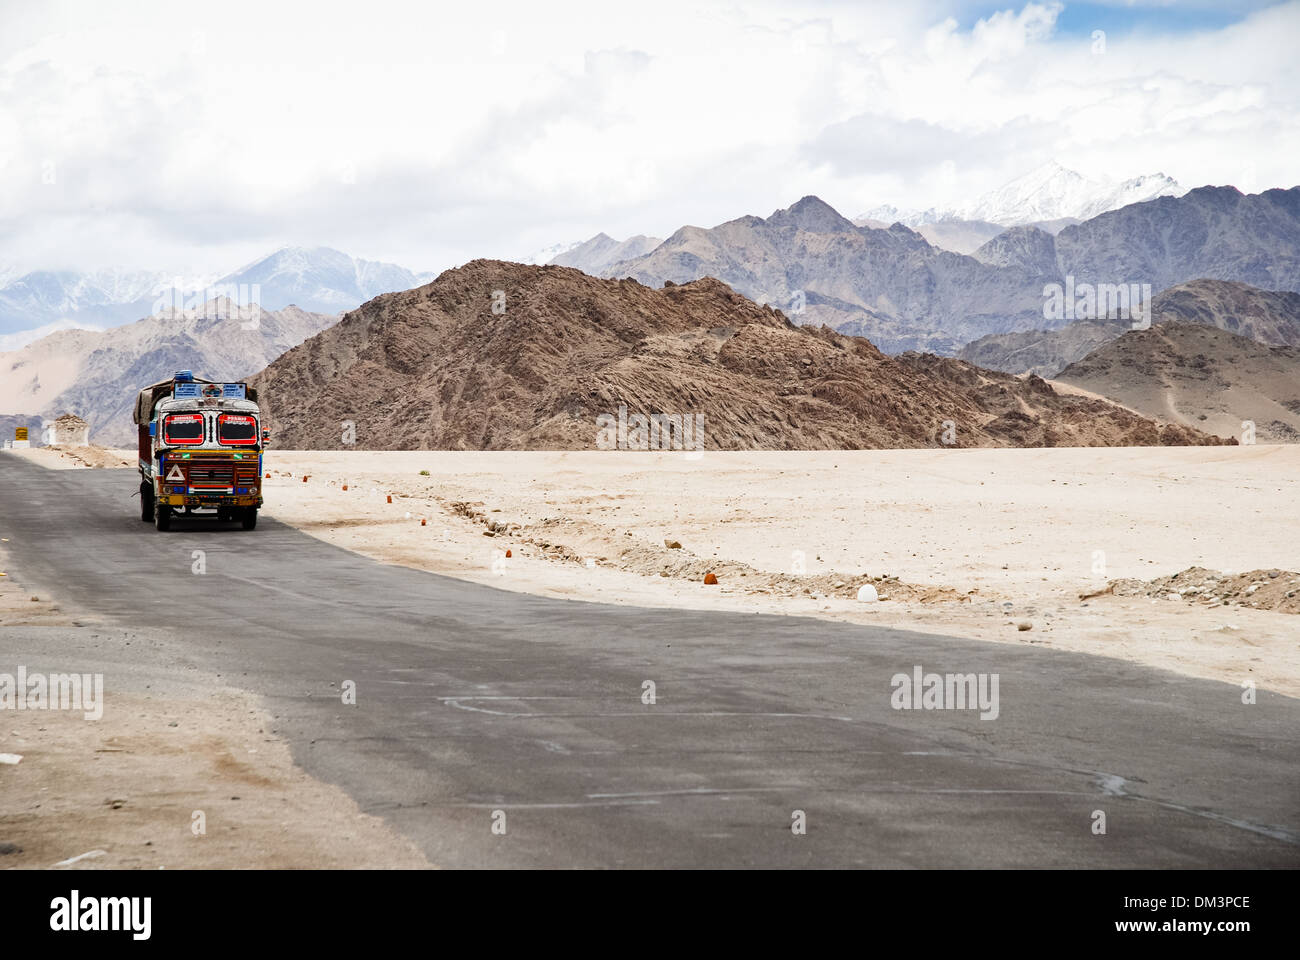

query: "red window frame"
left=216, top=413, right=258, bottom=446
left=162, top=413, right=204, bottom=445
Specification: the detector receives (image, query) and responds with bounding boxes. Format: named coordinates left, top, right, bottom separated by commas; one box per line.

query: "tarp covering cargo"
left=133, top=375, right=258, bottom=425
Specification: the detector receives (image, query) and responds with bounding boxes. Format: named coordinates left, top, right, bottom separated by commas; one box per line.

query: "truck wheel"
left=154, top=501, right=172, bottom=531
left=241, top=507, right=258, bottom=530
left=140, top=483, right=154, bottom=522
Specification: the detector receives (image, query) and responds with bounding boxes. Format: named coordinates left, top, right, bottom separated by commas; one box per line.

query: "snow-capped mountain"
left=1071, top=171, right=1188, bottom=222
left=0, top=268, right=179, bottom=337
left=0, top=247, right=432, bottom=337
left=217, top=246, right=434, bottom=315
left=852, top=200, right=935, bottom=226
left=858, top=161, right=1187, bottom=228
left=522, top=241, right=583, bottom=265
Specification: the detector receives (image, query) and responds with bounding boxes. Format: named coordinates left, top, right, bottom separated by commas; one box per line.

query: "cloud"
left=0, top=0, right=1294, bottom=275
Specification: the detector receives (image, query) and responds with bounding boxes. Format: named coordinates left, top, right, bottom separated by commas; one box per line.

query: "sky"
left=0, top=0, right=1296, bottom=277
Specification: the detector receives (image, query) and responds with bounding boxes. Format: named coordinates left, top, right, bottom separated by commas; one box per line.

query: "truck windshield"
left=217, top=414, right=258, bottom=445
left=162, top=413, right=204, bottom=444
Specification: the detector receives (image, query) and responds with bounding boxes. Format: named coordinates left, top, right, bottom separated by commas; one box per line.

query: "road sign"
left=14, top=427, right=27, bottom=441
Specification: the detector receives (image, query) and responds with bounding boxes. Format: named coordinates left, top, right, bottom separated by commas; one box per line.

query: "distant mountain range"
left=596, top=196, right=1048, bottom=354
left=859, top=161, right=1186, bottom=231
left=0, top=246, right=433, bottom=342
left=0, top=301, right=338, bottom=445
left=594, top=186, right=1300, bottom=355
left=0, top=269, right=200, bottom=340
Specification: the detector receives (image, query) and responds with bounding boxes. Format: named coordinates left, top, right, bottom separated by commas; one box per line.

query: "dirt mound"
left=1100, top=566, right=1300, bottom=614
left=9, top=444, right=133, bottom=469
left=249, top=260, right=1230, bottom=450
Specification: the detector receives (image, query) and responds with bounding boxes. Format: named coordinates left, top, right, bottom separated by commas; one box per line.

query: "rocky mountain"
left=958, top=279, right=1300, bottom=376
left=247, top=260, right=1225, bottom=450
left=600, top=196, right=1054, bottom=354
left=607, top=187, right=1300, bottom=355
left=551, top=233, right=664, bottom=274
left=971, top=225, right=1059, bottom=274
left=958, top=319, right=1130, bottom=378
left=1055, top=323, right=1300, bottom=443
left=1054, top=186, right=1300, bottom=292
left=0, top=301, right=338, bottom=445
left=0, top=246, right=431, bottom=341
left=1144, top=279, right=1300, bottom=346
left=859, top=161, right=1185, bottom=228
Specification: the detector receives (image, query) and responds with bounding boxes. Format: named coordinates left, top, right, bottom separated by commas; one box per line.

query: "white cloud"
left=0, top=0, right=1294, bottom=276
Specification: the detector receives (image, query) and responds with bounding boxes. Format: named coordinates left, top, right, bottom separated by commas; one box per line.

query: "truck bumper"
left=163, top=494, right=262, bottom=507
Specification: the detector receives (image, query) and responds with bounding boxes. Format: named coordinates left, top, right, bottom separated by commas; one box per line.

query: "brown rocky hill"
left=1148, top=279, right=1300, bottom=346
left=957, top=278, right=1300, bottom=377
left=1056, top=322, right=1300, bottom=443
left=248, top=261, right=1229, bottom=450
left=957, top=319, right=1129, bottom=378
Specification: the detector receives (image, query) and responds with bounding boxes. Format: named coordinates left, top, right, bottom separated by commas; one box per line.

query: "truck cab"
left=133, top=371, right=266, bottom=531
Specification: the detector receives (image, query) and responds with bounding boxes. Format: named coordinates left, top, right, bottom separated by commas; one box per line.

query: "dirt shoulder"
left=1, top=685, right=431, bottom=869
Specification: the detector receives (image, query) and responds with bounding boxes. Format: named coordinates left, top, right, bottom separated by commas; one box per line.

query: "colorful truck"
left=132, top=371, right=266, bottom=531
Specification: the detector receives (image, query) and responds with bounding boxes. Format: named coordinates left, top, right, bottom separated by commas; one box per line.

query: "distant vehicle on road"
left=132, top=370, right=267, bottom=531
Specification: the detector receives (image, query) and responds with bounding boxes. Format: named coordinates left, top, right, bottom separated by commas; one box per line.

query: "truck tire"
left=140, top=482, right=154, bottom=522
left=241, top=507, right=258, bottom=530
left=154, top=501, right=172, bottom=531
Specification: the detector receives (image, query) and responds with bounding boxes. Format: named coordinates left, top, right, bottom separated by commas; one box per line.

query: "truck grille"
left=187, top=462, right=235, bottom=486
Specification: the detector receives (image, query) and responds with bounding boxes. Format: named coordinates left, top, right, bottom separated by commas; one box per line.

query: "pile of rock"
left=1106, top=566, right=1300, bottom=614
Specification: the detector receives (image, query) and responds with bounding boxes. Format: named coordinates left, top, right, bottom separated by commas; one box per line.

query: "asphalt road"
left=2, top=454, right=1296, bottom=868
